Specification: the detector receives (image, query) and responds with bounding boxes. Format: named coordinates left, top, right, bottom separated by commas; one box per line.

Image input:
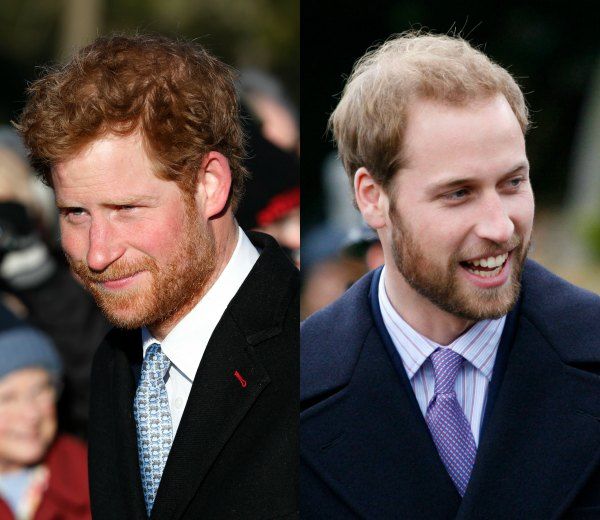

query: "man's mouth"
left=460, top=252, right=510, bottom=278
left=95, top=271, right=144, bottom=290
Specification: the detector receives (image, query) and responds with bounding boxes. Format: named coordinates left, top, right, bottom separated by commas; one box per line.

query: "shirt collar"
left=142, top=227, right=259, bottom=381
left=379, top=265, right=505, bottom=381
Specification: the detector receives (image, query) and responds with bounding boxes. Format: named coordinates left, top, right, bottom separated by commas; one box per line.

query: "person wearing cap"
left=0, top=305, right=91, bottom=519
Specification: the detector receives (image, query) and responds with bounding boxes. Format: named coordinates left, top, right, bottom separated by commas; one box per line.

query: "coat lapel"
left=108, top=329, right=147, bottom=519
left=151, top=232, right=295, bottom=519
left=107, top=321, right=268, bottom=520
left=457, top=314, right=600, bottom=519
left=301, top=325, right=460, bottom=519
left=151, top=312, right=270, bottom=519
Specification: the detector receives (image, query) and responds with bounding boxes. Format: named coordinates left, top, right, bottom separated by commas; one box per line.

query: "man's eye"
left=444, top=189, right=469, bottom=201
left=507, top=177, right=524, bottom=189
left=117, top=205, right=140, bottom=215
left=114, top=203, right=144, bottom=212
left=61, top=208, right=87, bottom=222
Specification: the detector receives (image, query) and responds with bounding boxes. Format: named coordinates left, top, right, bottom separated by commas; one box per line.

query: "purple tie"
left=425, top=348, right=477, bottom=496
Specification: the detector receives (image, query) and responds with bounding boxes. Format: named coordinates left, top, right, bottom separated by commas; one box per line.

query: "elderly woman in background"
left=0, top=305, right=90, bottom=519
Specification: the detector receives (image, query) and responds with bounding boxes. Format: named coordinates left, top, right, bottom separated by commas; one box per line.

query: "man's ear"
left=354, top=167, right=388, bottom=229
left=196, top=151, right=232, bottom=219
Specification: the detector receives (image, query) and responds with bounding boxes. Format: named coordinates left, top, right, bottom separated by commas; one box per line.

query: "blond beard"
left=389, top=202, right=528, bottom=321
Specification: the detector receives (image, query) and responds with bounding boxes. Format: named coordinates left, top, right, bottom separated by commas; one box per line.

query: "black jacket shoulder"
left=301, top=270, right=375, bottom=405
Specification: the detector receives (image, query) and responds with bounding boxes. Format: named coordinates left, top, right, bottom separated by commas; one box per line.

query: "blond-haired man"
left=301, top=32, right=600, bottom=518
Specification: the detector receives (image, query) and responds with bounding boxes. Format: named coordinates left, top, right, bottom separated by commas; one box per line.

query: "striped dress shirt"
left=378, top=267, right=506, bottom=445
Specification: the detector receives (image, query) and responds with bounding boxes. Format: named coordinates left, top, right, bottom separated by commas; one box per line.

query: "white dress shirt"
left=379, top=266, right=506, bottom=445
left=141, top=227, right=259, bottom=436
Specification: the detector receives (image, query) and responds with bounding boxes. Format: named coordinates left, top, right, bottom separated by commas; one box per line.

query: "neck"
left=149, top=217, right=239, bottom=341
left=383, top=265, right=474, bottom=346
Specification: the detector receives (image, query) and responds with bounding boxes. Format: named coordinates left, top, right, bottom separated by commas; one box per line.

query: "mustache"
left=67, top=256, right=157, bottom=284
left=459, top=234, right=523, bottom=262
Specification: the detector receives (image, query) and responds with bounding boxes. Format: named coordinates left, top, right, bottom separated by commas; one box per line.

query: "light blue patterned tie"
left=425, top=348, right=477, bottom=496
left=133, top=343, right=173, bottom=515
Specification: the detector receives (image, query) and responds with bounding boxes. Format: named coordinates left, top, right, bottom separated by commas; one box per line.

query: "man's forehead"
left=55, top=132, right=146, bottom=165
left=396, top=95, right=525, bottom=175
left=51, top=133, right=163, bottom=189
left=402, top=94, right=522, bottom=142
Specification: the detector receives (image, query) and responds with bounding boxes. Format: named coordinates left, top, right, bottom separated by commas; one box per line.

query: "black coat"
left=301, top=260, right=600, bottom=519
left=89, top=232, right=299, bottom=519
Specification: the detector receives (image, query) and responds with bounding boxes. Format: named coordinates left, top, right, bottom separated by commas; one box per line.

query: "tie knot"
left=430, top=348, right=464, bottom=395
left=141, top=343, right=170, bottom=382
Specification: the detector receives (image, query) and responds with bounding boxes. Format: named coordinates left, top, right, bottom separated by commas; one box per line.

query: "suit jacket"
left=89, top=232, right=299, bottom=519
left=301, top=260, right=600, bottom=519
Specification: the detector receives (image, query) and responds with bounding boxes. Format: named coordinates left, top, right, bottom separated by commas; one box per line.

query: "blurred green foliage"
left=0, top=0, right=299, bottom=122
left=583, top=215, right=600, bottom=261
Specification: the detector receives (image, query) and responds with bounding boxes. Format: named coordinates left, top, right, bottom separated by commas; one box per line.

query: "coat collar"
left=458, top=312, right=600, bottom=518
left=302, top=267, right=462, bottom=518
left=105, top=232, right=297, bottom=519
left=302, top=322, right=461, bottom=518
left=457, top=261, right=600, bottom=518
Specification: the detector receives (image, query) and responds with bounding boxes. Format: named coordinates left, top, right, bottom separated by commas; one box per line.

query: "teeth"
left=469, top=266, right=502, bottom=278
left=466, top=252, right=508, bottom=269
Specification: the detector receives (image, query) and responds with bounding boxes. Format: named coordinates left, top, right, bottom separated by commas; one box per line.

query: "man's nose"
left=87, top=219, right=125, bottom=271
left=474, top=194, right=515, bottom=245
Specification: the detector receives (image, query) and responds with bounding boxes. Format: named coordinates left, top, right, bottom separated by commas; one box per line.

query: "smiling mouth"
left=460, top=251, right=510, bottom=278
left=103, top=274, right=137, bottom=283
left=96, top=271, right=143, bottom=289
left=10, top=431, right=43, bottom=442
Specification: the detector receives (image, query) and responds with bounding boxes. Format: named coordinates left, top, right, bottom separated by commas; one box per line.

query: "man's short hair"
left=329, top=31, right=530, bottom=192
left=16, top=34, right=248, bottom=209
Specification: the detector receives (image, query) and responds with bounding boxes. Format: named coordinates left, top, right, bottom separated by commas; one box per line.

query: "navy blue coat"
left=301, top=260, right=600, bottom=519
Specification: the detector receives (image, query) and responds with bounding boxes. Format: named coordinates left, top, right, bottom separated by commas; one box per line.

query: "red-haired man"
left=18, top=35, right=298, bottom=519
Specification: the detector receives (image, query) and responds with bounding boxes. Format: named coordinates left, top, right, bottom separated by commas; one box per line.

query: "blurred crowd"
left=300, top=152, right=386, bottom=319
left=0, top=67, right=298, bottom=519
left=0, top=308, right=90, bottom=518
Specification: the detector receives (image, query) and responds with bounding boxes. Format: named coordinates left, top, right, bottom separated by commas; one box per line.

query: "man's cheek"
left=136, top=223, right=183, bottom=257
left=61, top=230, right=88, bottom=265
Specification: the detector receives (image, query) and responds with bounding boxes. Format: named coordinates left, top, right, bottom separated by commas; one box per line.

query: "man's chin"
left=448, top=271, right=522, bottom=321
left=449, top=292, right=517, bottom=321
left=96, top=304, right=151, bottom=329
left=90, top=289, right=156, bottom=329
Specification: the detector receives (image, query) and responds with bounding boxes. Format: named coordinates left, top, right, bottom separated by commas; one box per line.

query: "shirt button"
left=174, top=397, right=184, bottom=409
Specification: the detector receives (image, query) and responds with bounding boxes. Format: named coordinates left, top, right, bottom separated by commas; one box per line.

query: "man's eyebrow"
left=55, top=200, right=78, bottom=209
left=426, top=162, right=530, bottom=195
left=105, top=195, right=159, bottom=206
left=55, top=195, right=159, bottom=209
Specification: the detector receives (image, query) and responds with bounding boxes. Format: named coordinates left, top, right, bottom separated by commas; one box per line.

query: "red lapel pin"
left=234, top=370, right=247, bottom=388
